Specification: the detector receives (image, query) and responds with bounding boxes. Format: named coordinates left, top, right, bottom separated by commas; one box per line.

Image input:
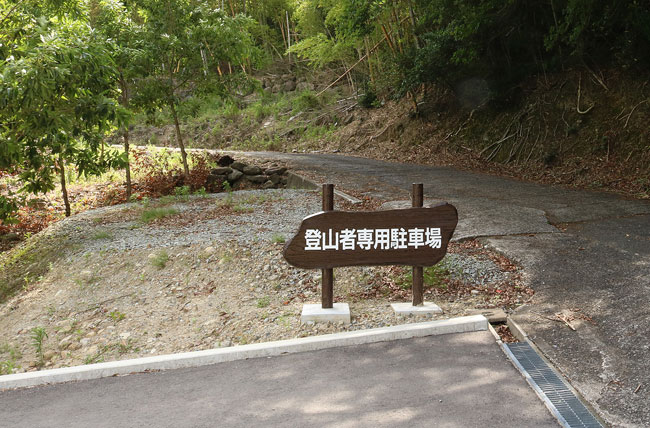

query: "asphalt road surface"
left=241, top=151, right=650, bottom=427
left=0, top=331, right=558, bottom=428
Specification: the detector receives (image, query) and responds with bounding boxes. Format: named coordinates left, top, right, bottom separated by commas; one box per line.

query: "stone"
left=58, top=336, right=72, bottom=350
left=68, top=342, right=82, bottom=351
left=283, top=80, right=297, bottom=92
left=211, top=167, right=232, bottom=175
left=269, top=174, right=281, bottom=185
left=242, top=165, right=262, bottom=175
left=296, top=82, right=315, bottom=91
left=391, top=302, right=443, bottom=315
left=119, top=332, right=131, bottom=340
left=227, top=170, right=243, bottom=182
left=262, top=180, right=275, bottom=190
left=301, top=303, right=351, bottom=324
left=43, top=350, right=56, bottom=361
left=271, top=84, right=282, bottom=93
left=80, top=338, right=91, bottom=347
left=246, top=175, right=268, bottom=184
left=204, top=246, right=216, bottom=255
left=265, top=167, right=287, bottom=176
left=230, top=161, right=247, bottom=171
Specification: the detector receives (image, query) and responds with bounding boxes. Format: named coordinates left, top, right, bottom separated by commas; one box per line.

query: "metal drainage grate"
left=504, top=342, right=603, bottom=428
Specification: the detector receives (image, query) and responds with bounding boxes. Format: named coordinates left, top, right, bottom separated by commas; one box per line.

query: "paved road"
left=0, top=331, right=557, bottom=428
left=241, top=152, right=650, bottom=427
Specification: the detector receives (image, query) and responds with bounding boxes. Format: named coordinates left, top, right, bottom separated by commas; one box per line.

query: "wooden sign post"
left=284, top=183, right=458, bottom=322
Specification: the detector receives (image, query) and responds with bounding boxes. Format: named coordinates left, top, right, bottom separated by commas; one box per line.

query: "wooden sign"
left=283, top=204, right=458, bottom=269
left=283, top=183, right=458, bottom=309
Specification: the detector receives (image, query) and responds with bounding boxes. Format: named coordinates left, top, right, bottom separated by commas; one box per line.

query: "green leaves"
left=0, top=10, right=120, bottom=218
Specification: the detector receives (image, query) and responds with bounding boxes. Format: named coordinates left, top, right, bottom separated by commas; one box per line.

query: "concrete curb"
left=0, top=315, right=487, bottom=391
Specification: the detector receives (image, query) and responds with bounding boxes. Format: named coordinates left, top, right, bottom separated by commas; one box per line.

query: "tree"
left=0, top=9, right=125, bottom=218
left=136, top=0, right=259, bottom=176
left=89, top=0, right=145, bottom=200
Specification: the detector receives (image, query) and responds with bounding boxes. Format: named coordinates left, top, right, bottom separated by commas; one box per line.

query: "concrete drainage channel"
left=491, top=319, right=605, bottom=428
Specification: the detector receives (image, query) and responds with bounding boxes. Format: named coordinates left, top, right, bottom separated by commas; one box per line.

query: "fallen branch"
left=622, top=99, right=648, bottom=128
left=316, top=17, right=409, bottom=97
left=576, top=75, right=595, bottom=114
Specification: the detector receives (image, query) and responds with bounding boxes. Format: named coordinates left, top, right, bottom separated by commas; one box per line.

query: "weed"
left=233, top=204, right=254, bottom=213
left=257, top=296, right=270, bottom=308
left=194, top=187, right=208, bottom=196
left=0, top=343, right=22, bottom=375
left=271, top=234, right=285, bottom=244
left=219, top=251, right=233, bottom=264
left=174, top=185, right=191, bottom=199
left=108, top=310, right=126, bottom=322
left=92, top=230, right=112, bottom=240
left=150, top=250, right=169, bottom=269
left=141, top=207, right=178, bottom=223
left=30, top=327, right=48, bottom=367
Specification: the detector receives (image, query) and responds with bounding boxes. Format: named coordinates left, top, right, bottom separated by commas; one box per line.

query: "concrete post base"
left=301, top=303, right=351, bottom=324
left=391, top=302, right=443, bottom=316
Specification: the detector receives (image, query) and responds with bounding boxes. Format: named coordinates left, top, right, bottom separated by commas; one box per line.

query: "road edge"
left=1, top=315, right=487, bottom=390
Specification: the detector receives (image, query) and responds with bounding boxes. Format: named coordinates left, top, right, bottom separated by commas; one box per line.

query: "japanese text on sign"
left=304, top=228, right=442, bottom=251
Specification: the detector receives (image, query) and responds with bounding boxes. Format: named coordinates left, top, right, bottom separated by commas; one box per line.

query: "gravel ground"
left=0, top=189, right=525, bottom=374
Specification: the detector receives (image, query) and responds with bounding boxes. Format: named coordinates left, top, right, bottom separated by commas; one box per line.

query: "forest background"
left=1, top=0, right=649, bottom=229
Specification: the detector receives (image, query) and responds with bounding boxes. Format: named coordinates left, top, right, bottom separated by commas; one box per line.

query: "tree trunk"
left=119, top=75, right=132, bottom=200
left=124, top=128, right=132, bottom=201
left=170, top=101, right=190, bottom=176
left=59, top=155, right=71, bottom=217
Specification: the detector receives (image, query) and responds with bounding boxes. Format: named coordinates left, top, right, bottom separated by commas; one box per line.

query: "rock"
left=60, top=350, right=69, bottom=359
left=246, top=175, right=268, bottom=184
left=262, top=180, right=275, bottom=189
left=283, top=80, right=297, bottom=92
left=280, top=177, right=288, bottom=185
left=211, top=167, right=232, bottom=175
left=204, top=246, right=216, bottom=256
left=43, top=350, right=56, bottom=361
left=79, top=270, right=93, bottom=282
left=296, top=82, right=315, bottom=91
left=80, top=338, right=91, bottom=347
left=68, top=342, right=82, bottom=351
left=58, top=336, right=72, bottom=350
left=269, top=174, right=281, bottom=185
left=265, top=167, right=287, bottom=176
left=227, top=170, right=243, bottom=182
left=242, top=165, right=262, bottom=175
left=230, top=161, right=247, bottom=171
left=119, top=332, right=131, bottom=340
left=217, top=155, right=234, bottom=167
left=271, top=84, right=282, bottom=93
left=85, top=345, right=98, bottom=357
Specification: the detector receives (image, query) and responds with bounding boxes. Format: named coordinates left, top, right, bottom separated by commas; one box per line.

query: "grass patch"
left=141, top=207, right=179, bottom=223
left=271, top=234, right=285, bottom=244
left=0, top=343, right=22, bottom=375
left=91, top=230, right=112, bottom=240
left=0, top=233, right=68, bottom=304
left=256, top=296, right=270, bottom=308
left=150, top=250, right=169, bottom=269
left=397, top=263, right=450, bottom=290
